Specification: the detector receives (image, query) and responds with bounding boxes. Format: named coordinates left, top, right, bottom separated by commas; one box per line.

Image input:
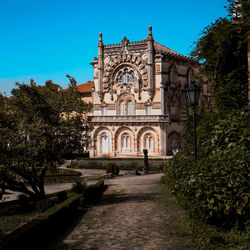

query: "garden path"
left=48, top=172, right=197, bottom=250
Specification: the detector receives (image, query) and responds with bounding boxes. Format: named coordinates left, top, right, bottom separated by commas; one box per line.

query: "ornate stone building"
left=89, top=27, right=200, bottom=158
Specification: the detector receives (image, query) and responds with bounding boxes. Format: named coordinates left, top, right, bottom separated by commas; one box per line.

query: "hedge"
left=0, top=180, right=106, bottom=250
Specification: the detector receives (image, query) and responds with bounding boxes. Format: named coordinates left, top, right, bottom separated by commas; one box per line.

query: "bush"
left=35, top=199, right=53, bottom=213
left=83, top=180, right=106, bottom=203
left=164, top=108, right=250, bottom=230
left=106, top=163, right=119, bottom=175
left=71, top=180, right=87, bottom=194
left=67, top=161, right=81, bottom=168
left=56, top=191, right=68, bottom=202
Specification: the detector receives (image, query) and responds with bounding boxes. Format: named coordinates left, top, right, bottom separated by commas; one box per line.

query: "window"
left=119, top=101, right=125, bottom=115
left=144, top=134, right=154, bottom=152
left=126, top=71, right=136, bottom=82
left=116, top=68, right=137, bottom=83
left=121, top=133, right=130, bottom=152
left=127, top=100, right=133, bottom=115
left=145, top=105, right=152, bottom=115
left=117, top=72, right=123, bottom=83
left=100, top=133, right=108, bottom=154
left=119, top=99, right=133, bottom=115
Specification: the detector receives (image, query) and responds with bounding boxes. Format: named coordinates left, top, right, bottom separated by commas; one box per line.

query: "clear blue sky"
left=0, top=0, right=228, bottom=95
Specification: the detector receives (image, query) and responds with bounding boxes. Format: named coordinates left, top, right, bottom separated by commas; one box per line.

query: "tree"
left=164, top=0, right=250, bottom=231
left=191, top=0, right=249, bottom=110
left=0, top=76, right=92, bottom=200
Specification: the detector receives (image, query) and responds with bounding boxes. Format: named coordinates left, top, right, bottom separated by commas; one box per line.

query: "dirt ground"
left=48, top=172, right=197, bottom=250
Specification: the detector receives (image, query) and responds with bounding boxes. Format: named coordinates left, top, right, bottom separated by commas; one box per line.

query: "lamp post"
left=186, top=81, right=201, bottom=163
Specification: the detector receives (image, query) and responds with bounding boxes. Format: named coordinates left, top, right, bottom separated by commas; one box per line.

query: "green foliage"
left=83, top=180, right=105, bottom=203
left=165, top=107, right=250, bottom=230
left=105, top=163, right=120, bottom=175
left=191, top=0, right=249, bottom=110
left=169, top=2, right=250, bottom=231
left=71, top=180, right=87, bottom=194
left=56, top=191, right=68, bottom=202
left=68, top=158, right=166, bottom=171
left=0, top=76, right=92, bottom=200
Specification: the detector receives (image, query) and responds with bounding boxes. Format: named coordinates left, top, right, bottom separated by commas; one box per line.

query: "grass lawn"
left=44, top=168, right=81, bottom=184
left=0, top=212, right=38, bottom=237
left=0, top=169, right=82, bottom=237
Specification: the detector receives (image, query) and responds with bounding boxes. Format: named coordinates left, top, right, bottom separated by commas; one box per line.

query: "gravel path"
left=49, top=173, right=197, bottom=250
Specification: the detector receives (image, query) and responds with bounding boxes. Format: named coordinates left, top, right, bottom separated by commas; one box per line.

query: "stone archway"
left=137, top=127, right=159, bottom=157
left=92, top=127, right=113, bottom=157
left=114, top=126, right=135, bottom=157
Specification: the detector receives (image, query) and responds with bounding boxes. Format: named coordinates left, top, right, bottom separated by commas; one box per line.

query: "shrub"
left=164, top=108, right=250, bottom=230
left=56, top=191, right=68, bottom=202
left=71, top=180, right=87, bottom=194
left=83, top=180, right=105, bottom=203
left=68, top=161, right=80, bottom=168
left=106, top=163, right=119, bottom=175
left=35, top=199, right=52, bottom=213
left=18, top=194, right=31, bottom=203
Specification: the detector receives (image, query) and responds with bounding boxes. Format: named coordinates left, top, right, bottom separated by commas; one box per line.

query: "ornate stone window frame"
left=100, top=132, right=109, bottom=154
left=116, top=67, right=137, bottom=84
left=121, top=132, right=131, bottom=152
left=117, top=93, right=135, bottom=116
left=144, top=133, right=154, bottom=153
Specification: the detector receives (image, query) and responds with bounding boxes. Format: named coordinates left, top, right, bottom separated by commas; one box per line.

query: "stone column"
left=160, top=82, right=166, bottom=115
left=160, top=123, right=167, bottom=156
left=98, top=33, right=104, bottom=98
left=147, top=26, right=154, bottom=100
left=111, top=133, right=115, bottom=157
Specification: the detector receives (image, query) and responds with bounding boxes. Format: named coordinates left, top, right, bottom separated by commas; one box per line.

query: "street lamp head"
left=186, top=81, right=201, bottom=106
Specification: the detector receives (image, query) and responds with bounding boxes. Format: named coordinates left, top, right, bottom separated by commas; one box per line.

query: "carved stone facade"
left=89, top=27, right=200, bottom=157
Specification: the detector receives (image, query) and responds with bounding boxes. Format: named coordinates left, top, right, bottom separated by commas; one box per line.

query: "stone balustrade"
left=90, top=115, right=170, bottom=123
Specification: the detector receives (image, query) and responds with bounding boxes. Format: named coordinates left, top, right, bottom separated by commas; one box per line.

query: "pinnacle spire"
left=98, top=33, right=103, bottom=46
left=148, top=26, right=153, bottom=40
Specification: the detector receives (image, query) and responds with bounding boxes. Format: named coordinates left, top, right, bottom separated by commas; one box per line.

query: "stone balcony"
left=89, top=114, right=170, bottom=124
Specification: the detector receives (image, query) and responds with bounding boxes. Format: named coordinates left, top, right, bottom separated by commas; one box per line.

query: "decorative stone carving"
left=104, top=56, right=111, bottom=64
left=148, top=88, right=155, bottom=101
left=98, top=91, right=104, bottom=102
left=141, top=53, right=148, bottom=62
left=155, top=64, right=161, bottom=73
left=121, top=36, right=129, bottom=46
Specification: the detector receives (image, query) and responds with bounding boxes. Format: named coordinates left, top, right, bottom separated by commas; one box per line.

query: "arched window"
left=127, top=100, right=133, bottom=115
left=121, top=133, right=130, bottom=152
left=119, top=101, right=125, bottom=115
left=117, top=72, right=123, bottom=83
left=118, top=99, right=133, bottom=115
left=127, top=71, right=136, bottom=82
left=116, top=67, right=137, bottom=83
left=144, top=134, right=154, bottom=152
left=100, top=133, right=109, bottom=154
